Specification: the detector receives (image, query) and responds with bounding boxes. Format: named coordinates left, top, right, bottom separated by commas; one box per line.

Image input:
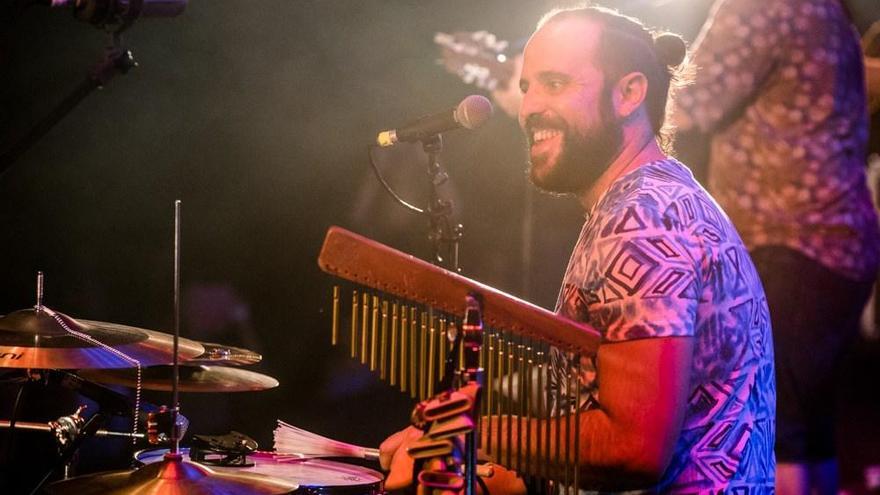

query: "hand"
left=379, top=425, right=423, bottom=490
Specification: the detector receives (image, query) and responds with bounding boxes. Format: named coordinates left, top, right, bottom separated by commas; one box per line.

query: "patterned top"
left=552, top=159, right=775, bottom=493
left=674, top=0, right=880, bottom=282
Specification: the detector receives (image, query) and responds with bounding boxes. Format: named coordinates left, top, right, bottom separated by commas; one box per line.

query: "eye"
left=546, top=79, right=566, bottom=92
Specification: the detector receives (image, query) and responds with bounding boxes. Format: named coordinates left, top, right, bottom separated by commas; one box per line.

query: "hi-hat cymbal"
left=79, top=365, right=280, bottom=392
left=0, top=308, right=205, bottom=369
left=46, top=455, right=297, bottom=495
left=189, top=342, right=262, bottom=366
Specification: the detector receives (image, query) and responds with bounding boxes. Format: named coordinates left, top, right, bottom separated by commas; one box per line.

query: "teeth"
left=532, top=129, right=561, bottom=143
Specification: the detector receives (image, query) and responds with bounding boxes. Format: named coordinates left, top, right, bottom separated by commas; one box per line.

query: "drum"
left=135, top=448, right=384, bottom=494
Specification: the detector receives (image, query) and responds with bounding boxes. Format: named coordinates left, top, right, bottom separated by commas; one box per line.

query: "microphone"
left=376, top=95, right=493, bottom=147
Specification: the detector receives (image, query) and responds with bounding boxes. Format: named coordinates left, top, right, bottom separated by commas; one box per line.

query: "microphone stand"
left=0, top=30, right=137, bottom=175
left=366, top=134, right=464, bottom=273
left=422, top=134, right=463, bottom=272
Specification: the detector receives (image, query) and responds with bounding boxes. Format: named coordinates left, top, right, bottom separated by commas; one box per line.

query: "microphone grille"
left=454, top=95, right=494, bottom=130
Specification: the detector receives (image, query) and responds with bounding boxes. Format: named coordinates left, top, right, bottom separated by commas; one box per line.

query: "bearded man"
left=381, top=6, right=776, bottom=492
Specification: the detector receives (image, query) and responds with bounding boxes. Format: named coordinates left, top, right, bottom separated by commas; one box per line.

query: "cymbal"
left=0, top=308, right=205, bottom=369
left=79, top=365, right=280, bottom=392
left=189, top=342, right=262, bottom=366
left=46, top=455, right=297, bottom=495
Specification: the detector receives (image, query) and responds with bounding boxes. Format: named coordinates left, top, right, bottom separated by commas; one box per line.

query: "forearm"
left=480, top=409, right=662, bottom=491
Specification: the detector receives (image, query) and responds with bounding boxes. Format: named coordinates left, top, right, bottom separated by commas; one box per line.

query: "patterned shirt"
left=674, top=0, right=880, bottom=282
left=552, top=159, right=775, bottom=493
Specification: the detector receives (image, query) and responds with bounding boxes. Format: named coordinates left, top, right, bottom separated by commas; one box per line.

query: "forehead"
left=522, top=16, right=603, bottom=78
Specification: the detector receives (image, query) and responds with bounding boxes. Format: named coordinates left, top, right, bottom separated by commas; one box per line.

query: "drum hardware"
left=145, top=405, right=190, bottom=445
left=319, top=226, right=598, bottom=493
left=190, top=431, right=258, bottom=467
left=78, top=364, right=280, bottom=393
left=0, top=404, right=187, bottom=444
left=189, top=342, right=263, bottom=366
left=135, top=448, right=385, bottom=495
left=46, top=201, right=296, bottom=495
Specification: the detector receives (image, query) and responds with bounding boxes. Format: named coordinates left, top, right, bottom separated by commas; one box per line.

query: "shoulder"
left=593, top=159, right=711, bottom=237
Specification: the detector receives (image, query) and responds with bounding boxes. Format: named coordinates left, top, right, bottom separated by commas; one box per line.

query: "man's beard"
left=526, top=92, right=623, bottom=195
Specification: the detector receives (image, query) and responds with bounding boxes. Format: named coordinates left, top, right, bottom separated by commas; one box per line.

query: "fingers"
left=384, top=445, right=416, bottom=490
left=379, top=428, right=408, bottom=470
left=379, top=426, right=424, bottom=490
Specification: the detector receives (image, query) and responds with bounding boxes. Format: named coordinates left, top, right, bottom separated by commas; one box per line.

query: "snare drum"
left=135, top=448, right=384, bottom=494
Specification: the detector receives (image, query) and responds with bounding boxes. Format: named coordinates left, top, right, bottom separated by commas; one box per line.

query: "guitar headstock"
left=434, top=31, right=515, bottom=91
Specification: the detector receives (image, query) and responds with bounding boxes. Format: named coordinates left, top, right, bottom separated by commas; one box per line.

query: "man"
left=672, top=1, right=880, bottom=493
left=382, top=6, right=775, bottom=492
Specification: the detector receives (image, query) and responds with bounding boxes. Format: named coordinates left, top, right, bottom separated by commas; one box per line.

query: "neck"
left=579, top=127, right=665, bottom=211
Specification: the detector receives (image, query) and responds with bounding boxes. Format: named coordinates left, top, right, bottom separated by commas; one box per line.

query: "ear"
left=611, top=72, right=648, bottom=120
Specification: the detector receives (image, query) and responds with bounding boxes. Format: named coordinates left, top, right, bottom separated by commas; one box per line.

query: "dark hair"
left=538, top=6, right=689, bottom=152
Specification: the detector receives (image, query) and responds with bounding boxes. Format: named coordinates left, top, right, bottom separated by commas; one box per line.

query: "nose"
left=518, top=88, right=546, bottom=130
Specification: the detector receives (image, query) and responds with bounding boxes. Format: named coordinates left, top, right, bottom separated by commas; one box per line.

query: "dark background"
left=1, top=0, right=878, bottom=491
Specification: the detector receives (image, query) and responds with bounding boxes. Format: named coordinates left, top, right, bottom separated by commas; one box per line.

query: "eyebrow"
left=521, top=70, right=572, bottom=92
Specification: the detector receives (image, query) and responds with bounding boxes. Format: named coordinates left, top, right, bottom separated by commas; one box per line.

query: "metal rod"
left=516, top=342, right=524, bottom=473
left=554, top=358, right=562, bottom=480
left=574, top=353, right=582, bottom=492
left=331, top=286, right=340, bottom=346
left=506, top=340, right=514, bottom=470
left=495, top=335, right=504, bottom=459
left=427, top=314, right=436, bottom=398
left=525, top=343, right=533, bottom=478
left=380, top=300, right=389, bottom=380
left=350, top=291, right=359, bottom=359
left=390, top=302, right=399, bottom=387
left=171, top=199, right=181, bottom=456
left=536, top=349, right=544, bottom=480
left=485, top=332, right=494, bottom=456
left=439, top=317, right=447, bottom=382
left=564, top=368, right=572, bottom=493
left=400, top=305, right=408, bottom=392
left=419, top=312, right=428, bottom=400
left=360, top=293, right=369, bottom=365
left=36, top=271, right=44, bottom=312
left=370, top=295, right=379, bottom=371
left=409, top=307, right=417, bottom=398
left=0, top=420, right=147, bottom=439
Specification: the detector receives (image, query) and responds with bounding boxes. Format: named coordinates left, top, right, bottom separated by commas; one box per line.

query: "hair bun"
left=653, top=32, right=687, bottom=67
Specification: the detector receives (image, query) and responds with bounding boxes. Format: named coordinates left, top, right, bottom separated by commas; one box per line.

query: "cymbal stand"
left=27, top=408, right=106, bottom=495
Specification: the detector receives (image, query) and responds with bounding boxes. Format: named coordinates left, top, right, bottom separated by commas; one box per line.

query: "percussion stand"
left=27, top=408, right=107, bottom=495
left=457, top=294, right=484, bottom=495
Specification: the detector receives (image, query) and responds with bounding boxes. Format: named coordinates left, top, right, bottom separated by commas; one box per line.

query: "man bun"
left=653, top=32, right=687, bottom=67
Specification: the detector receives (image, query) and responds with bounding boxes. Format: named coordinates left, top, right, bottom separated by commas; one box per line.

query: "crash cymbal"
left=46, top=455, right=297, bottom=495
left=79, top=364, right=280, bottom=392
left=189, top=342, right=262, bottom=366
left=0, top=308, right=205, bottom=369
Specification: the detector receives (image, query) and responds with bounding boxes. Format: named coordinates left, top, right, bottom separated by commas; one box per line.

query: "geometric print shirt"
left=551, top=159, right=776, bottom=493
left=675, top=0, right=880, bottom=282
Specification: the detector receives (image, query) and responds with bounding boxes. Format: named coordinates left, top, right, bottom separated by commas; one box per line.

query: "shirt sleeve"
left=674, top=0, right=783, bottom=134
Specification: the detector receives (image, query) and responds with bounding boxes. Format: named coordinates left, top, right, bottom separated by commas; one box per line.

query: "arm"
left=672, top=0, right=780, bottom=135
left=381, top=336, right=693, bottom=491
left=482, top=336, right=693, bottom=489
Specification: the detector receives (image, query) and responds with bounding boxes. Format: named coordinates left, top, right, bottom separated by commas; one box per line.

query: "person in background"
left=672, top=0, right=880, bottom=493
